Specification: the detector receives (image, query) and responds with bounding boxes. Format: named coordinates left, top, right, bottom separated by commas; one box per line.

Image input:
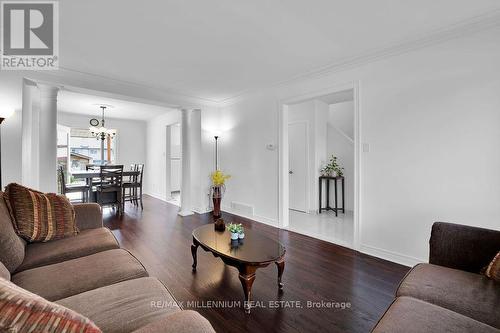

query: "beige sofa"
left=0, top=196, right=214, bottom=333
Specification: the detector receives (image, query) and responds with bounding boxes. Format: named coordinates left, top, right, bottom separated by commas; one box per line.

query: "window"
left=69, top=128, right=116, bottom=171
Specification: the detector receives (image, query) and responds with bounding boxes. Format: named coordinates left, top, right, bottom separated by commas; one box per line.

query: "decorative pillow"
left=4, top=183, right=78, bottom=242
left=0, top=277, right=101, bottom=332
left=485, top=251, right=500, bottom=282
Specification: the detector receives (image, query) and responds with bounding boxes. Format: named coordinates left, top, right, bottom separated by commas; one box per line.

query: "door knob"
left=289, top=170, right=293, bottom=174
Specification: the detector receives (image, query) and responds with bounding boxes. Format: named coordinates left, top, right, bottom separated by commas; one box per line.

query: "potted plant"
left=228, top=223, right=242, bottom=240
left=210, top=170, right=231, bottom=218
left=238, top=224, right=245, bottom=239
left=320, top=155, right=344, bottom=177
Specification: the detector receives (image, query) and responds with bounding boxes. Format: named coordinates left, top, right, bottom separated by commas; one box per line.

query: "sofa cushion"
left=131, top=310, right=215, bottom=333
left=57, top=277, right=180, bottom=333
left=0, top=277, right=101, bottom=333
left=0, top=262, right=10, bottom=280
left=0, top=193, right=25, bottom=273
left=73, top=203, right=103, bottom=230
left=372, top=296, right=499, bottom=333
left=486, top=251, right=500, bottom=282
left=12, top=249, right=148, bottom=301
left=16, top=227, right=119, bottom=272
left=397, top=263, right=500, bottom=328
left=5, top=183, right=78, bottom=242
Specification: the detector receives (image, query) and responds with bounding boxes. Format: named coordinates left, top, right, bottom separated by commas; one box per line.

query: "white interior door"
left=289, top=122, right=308, bottom=212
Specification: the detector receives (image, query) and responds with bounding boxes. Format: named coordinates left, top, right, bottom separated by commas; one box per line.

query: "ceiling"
left=59, top=1, right=500, bottom=102
left=58, top=90, right=173, bottom=121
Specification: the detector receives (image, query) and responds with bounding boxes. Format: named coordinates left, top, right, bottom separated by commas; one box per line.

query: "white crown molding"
left=218, top=8, right=500, bottom=106
left=25, top=68, right=220, bottom=110
left=56, top=66, right=221, bottom=105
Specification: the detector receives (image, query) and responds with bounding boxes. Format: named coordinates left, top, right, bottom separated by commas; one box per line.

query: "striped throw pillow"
left=485, top=251, right=500, bottom=282
left=5, top=183, right=78, bottom=242
left=0, top=277, right=101, bottom=332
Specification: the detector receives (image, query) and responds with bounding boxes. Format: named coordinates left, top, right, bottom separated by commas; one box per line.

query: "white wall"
left=314, top=100, right=329, bottom=211
left=145, top=110, right=181, bottom=200
left=288, top=99, right=328, bottom=212
left=58, top=112, right=147, bottom=169
left=327, top=101, right=354, bottom=211
left=329, top=101, right=354, bottom=139
left=215, top=93, right=279, bottom=223
left=218, top=26, right=500, bottom=266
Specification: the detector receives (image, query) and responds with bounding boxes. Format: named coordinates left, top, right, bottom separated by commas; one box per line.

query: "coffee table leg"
left=238, top=266, right=256, bottom=314
left=275, top=258, right=285, bottom=289
left=191, top=243, right=198, bottom=272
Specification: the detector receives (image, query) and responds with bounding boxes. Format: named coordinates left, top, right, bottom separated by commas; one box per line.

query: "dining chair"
left=95, top=165, right=124, bottom=215
left=122, top=164, right=137, bottom=207
left=58, top=166, right=90, bottom=203
left=86, top=164, right=102, bottom=187
left=122, top=164, right=144, bottom=210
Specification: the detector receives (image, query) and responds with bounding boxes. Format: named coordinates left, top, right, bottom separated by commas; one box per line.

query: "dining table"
left=71, top=170, right=140, bottom=204
left=72, top=170, right=140, bottom=183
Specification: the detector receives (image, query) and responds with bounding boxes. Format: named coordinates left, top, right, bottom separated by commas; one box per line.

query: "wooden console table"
left=318, top=176, right=345, bottom=216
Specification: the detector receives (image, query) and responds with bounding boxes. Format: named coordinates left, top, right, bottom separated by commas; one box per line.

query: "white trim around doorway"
left=278, top=81, right=361, bottom=250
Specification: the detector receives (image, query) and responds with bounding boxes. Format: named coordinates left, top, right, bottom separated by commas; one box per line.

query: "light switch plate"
left=362, top=143, right=370, bottom=153
left=266, top=143, right=276, bottom=151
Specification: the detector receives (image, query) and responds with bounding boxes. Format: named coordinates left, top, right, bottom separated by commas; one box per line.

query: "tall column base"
left=178, top=210, right=194, bottom=217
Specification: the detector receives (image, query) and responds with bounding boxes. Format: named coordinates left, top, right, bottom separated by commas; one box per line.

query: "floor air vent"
left=230, top=201, right=254, bottom=216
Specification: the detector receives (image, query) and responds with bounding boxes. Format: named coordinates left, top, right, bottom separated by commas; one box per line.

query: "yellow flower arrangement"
left=211, top=170, right=231, bottom=186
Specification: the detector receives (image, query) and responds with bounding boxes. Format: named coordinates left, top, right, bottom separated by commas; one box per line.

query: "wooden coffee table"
left=191, top=224, right=286, bottom=313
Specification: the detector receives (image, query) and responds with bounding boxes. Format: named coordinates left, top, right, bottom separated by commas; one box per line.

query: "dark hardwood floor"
left=104, top=195, right=409, bottom=333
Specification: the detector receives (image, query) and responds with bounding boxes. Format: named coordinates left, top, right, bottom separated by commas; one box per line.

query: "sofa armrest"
left=429, top=222, right=500, bottom=273
left=73, top=203, right=103, bottom=230
left=131, top=310, right=215, bottom=333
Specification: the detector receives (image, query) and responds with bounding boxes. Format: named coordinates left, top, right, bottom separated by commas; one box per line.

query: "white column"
left=189, top=109, right=201, bottom=213
left=178, top=109, right=193, bottom=216
left=21, top=80, right=36, bottom=188
left=37, top=84, right=59, bottom=193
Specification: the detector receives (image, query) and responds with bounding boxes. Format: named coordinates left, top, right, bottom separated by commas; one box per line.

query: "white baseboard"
left=360, top=244, right=424, bottom=267
left=144, top=192, right=167, bottom=202
left=221, top=205, right=278, bottom=227
left=285, top=226, right=353, bottom=249
left=144, top=192, right=181, bottom=208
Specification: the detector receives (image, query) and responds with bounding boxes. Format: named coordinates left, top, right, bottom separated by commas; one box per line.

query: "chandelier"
left=89, top=106, right=116, bottom=140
